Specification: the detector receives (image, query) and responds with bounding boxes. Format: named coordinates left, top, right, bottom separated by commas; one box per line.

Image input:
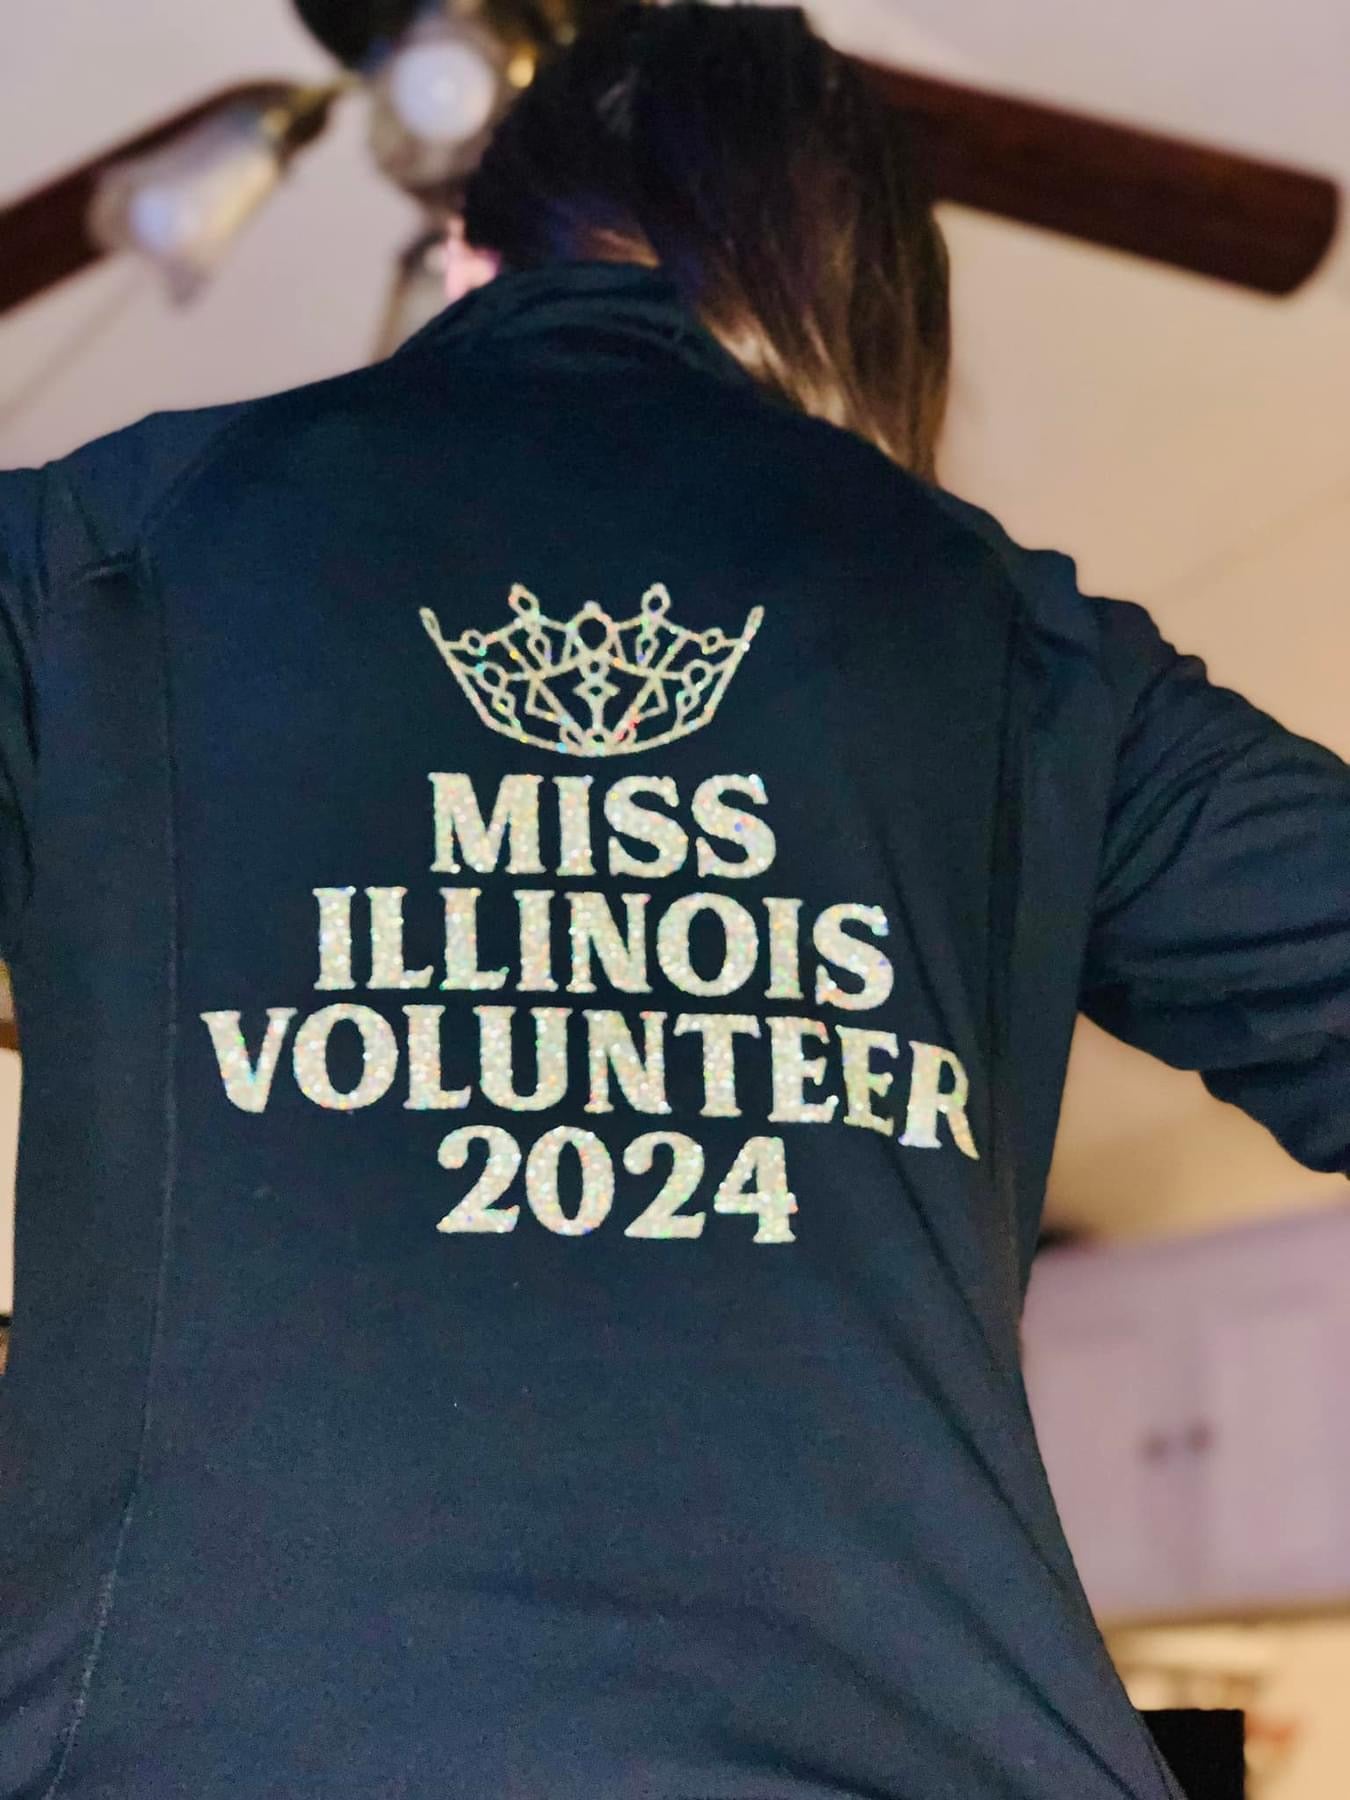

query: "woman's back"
left=1, top=16, right=1347, bottom=1794
left=0, top=256, right=1279, bottom=1800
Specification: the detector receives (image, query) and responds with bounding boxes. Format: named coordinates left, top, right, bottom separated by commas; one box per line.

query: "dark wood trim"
left=861, top=61, right=1341, bottom=295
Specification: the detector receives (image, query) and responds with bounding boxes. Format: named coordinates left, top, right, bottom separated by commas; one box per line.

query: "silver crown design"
left=420, top=584, right=764, bottom=757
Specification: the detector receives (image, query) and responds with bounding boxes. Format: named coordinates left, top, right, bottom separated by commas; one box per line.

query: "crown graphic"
left=419, top=584, right=764, bottom=757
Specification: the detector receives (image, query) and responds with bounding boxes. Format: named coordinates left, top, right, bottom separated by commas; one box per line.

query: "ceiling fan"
left=0, top=0, right=1340, bottom=1057
left=0, top=0, right=1341, bottom=337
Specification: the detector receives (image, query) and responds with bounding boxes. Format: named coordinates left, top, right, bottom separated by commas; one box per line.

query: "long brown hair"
left=463, top=3, right=951, bottom=480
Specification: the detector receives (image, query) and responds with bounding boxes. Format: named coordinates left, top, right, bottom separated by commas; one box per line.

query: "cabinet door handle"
left=1138, top=1421, right=1215, bottom=1462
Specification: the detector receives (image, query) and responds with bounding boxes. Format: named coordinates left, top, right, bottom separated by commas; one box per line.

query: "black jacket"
left=1, top=262, right=1346, bottom=1800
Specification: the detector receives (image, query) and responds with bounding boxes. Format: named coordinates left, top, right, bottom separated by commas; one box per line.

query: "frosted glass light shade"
left=368, top=10, right=509, bottom=195
left=388, top=38, right=499, bottom=144
left=87, top=105, right=286, bottom=303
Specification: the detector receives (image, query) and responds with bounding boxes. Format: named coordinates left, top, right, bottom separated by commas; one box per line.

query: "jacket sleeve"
left=0, top=468, right=42, bottom=965
left=1079, top=597, right=1350, bottom=1178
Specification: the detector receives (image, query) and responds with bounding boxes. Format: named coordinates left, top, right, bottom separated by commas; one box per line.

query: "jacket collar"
left=397, top=258, right=759, bottom=394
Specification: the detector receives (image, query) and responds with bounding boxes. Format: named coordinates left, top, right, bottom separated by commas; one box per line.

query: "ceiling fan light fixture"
left=372, top=223, right=455, bottom=359
left=388, top=34, right=499, bottom=141
left=368, top=4, right=513, bottom=195
left=86, top=85, right=344, bottom=304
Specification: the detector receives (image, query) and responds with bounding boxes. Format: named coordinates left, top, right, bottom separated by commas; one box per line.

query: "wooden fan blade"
left=0, top=82, right=302, bottom=318
left=861, top=62, right=1340, bottom=295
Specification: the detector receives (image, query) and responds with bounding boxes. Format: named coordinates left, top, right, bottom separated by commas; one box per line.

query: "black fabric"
left=1139, top=1713, right=1245, bottom=1800
left=0, top=262, right=1345, bottom=1800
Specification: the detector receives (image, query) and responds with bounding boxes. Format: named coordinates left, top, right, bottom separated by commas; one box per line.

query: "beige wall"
left=1110, top=1619, right=1350, bottom=1800
left=0, top=1050, right=18, bottom=1316
left=1261, top=1624, right=1350, bottom=1800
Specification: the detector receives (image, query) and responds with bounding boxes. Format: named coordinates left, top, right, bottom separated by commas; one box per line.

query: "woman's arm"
left=0, top=468, right=42, bottom=966
left=1081, top=598, right=1350, bottom=1176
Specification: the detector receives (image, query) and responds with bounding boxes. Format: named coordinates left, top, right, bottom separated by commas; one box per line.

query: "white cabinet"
left=1022, top=1315, right=1191, bottom=1616
left=1021, top=1202, right=1350, bottom=1625
left=1183, top=1232, right=1350, bottom=1613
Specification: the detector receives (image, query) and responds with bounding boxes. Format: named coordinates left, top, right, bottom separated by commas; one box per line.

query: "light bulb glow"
left=387, top=38, right=499, bottom=145
left=123, top=145, right=278, bottom=257
left=88, top=107, right=284, bottom=301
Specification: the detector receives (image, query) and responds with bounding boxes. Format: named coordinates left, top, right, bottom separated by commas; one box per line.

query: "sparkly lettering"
left=656, top=893, right=757, bottom=997
left=838, top=1026, right=899, bottom=1135
left=813, top=903, right=894, bottom=1011
left=429, top=772, right=544, bottom=874
left=293, top=1004, right=398, bottom=1110
left=476, top=1005, right=570, bottom=1111
left=367, top=885, right=434, bottom=989
left=605, top=775, right=688, bottom=878
left=767, top=1016, right=838, bottom=1123
left=692, top=774, right=776, bottom=878
left=900, top=1041, right=979, bottom=1158
left=584, top=1009, right=670, bottom=1115
left=568, top=891, right=651, bottom=994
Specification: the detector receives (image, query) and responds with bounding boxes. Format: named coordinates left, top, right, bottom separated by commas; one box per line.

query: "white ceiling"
left=1, top=0, right=1347, bottom=1249
left=820, top=0, right=1350, bottom=169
